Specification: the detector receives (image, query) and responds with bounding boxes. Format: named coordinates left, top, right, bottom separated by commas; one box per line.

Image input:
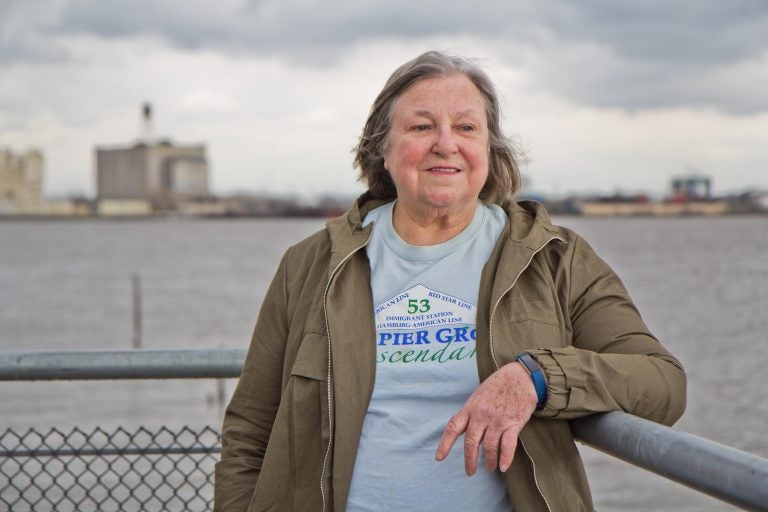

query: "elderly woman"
left=214, top=51, right=686, bottom=512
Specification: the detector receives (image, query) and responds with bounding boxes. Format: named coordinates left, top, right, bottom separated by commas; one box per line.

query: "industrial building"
left=95, top=104, right=210, bottom=211
left=0, top=149, right=44, bottom=214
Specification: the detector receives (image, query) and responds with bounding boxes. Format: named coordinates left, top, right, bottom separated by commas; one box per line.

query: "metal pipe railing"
left=571, top=412, right=768, bottom=511
left=2, top=349, right=767, bottom=511
left=0, top=348, right=245, bottom=380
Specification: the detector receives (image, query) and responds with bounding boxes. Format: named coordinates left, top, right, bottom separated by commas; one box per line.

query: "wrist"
left=515, top=352, right=548, bottom=410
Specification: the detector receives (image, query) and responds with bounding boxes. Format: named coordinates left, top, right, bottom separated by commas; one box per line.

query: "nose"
left=432, top=126, right=458, bottom=156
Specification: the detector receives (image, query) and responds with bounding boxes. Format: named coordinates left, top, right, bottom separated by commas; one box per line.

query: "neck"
left=392, top=200, right=478, bottom=246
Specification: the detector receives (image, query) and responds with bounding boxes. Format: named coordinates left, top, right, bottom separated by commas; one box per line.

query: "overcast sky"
left=2, top=0, right=767, bottom=198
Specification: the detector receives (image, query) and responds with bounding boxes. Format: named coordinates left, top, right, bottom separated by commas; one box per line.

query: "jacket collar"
left=325, top=192, right=389, bottom=271
left=487, top=201, right=566, bottom=305
left=503, top=200, right=564, bottom=250
left=328, top=194, right=561, bottom=247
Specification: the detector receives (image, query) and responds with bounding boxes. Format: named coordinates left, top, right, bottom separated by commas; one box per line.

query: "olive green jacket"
left=215, top=194, right=686, bottom=512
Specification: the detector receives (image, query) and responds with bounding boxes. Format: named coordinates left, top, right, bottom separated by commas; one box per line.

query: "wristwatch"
left=515, top=352, right=548, bottom=410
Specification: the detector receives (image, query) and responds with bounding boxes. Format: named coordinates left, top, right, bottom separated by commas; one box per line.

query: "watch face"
left=516, top=352, right=547, bottom=408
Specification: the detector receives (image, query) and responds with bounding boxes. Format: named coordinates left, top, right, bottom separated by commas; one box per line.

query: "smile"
left=428, top=167, right=460, bottom=173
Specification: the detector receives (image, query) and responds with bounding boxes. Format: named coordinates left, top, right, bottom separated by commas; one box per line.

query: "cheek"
left=470, top=144, right=490, bottom=176
left=388, top=141, right=427, bottom=172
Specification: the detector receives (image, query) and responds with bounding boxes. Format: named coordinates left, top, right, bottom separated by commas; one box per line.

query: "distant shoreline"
left=2, top=211, right=767, bottom=222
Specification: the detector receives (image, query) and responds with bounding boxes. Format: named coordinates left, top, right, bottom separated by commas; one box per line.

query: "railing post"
left=131, top=273, right=143, bottom=349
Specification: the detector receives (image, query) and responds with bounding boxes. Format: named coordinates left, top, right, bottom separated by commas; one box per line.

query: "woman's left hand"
left=435, top=361, right=538, bottom=475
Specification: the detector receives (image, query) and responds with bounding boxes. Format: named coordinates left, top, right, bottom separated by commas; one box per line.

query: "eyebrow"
left=455, top=109, right=479, bottom=118
left=410, top=109, right=480, bottom=118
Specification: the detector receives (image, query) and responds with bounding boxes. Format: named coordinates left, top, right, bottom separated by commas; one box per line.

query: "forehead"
left=392, top=73, right=487, bottom=117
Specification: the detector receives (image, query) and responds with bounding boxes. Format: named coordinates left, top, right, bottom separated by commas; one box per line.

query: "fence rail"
left=572, top=412, right=768, bottom=511
left=0, top=349, right=245, bottom=380
left=2, top=349, right=768, bottom=511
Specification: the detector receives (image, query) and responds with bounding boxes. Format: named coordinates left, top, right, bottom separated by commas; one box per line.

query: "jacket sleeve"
left=214, top=255, right=290, bottom=511
left=529, top=235, right=686, bottom=425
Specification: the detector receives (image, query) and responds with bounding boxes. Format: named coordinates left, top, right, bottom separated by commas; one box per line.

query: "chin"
left=419, top=192, right=474, bottom=211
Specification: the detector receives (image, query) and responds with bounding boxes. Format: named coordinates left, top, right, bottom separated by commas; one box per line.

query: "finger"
left=463, top=421, right=485, bottom=476
left=482, top=426, right=502, bottom=472
left=498, top=427, right=520, bottom=473
left=435, top=409, right=469, bottom=461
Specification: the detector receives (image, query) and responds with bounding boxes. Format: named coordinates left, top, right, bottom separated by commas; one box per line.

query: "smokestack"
left=141, top=102, right=154, bottom=142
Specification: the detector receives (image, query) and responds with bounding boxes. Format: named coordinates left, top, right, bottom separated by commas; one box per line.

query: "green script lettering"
left=377, top=339, right=477, bottom=364
left=413, top=349, right=431, bottom=362
left=448, top=347, right=468, bottom=360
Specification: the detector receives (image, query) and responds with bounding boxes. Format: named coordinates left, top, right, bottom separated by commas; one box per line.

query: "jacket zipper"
left=320, top=241, right=370, bottom=512
left=488, top=235, right=563, bottom=512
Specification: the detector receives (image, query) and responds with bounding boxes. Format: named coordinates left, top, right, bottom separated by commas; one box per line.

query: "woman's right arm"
left=214, top=256, right=290, bottom=511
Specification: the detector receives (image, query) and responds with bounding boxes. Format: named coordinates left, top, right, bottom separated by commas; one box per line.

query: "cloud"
left=514, top=0, right=768, bottom=113
left=47, top=1, right=768, bottom=62
left=0, top=1, right=71, bottom=63
left=177, top=88, right=238, bottom=113
left=550, top=0, right=768, bottom=63
left=3, top=0, right=765, bottom=113
left=9, top=1, right=762, bottom=62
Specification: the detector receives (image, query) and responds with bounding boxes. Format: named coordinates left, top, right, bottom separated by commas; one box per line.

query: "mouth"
left=427, top=166, right=461, bottom=174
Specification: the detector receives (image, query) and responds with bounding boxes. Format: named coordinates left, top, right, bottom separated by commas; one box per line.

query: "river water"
left=1, top=215, right=766, bottom=511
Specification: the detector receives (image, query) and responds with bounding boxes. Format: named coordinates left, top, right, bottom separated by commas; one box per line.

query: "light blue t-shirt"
left=346, top=201, right=512, bottom=512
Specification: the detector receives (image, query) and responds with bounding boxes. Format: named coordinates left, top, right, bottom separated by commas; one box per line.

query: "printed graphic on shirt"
left=375, top=284, right=477, bottom=364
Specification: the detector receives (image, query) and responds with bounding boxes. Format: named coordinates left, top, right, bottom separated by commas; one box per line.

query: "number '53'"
left=407, top=299, right=430, bottom=314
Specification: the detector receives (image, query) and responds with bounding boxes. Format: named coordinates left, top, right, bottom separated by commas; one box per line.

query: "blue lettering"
left=435, top=328, right=452, bottom=343
left=416, top=330, right=430, bottom=344
left=378, top=332, right=392, bottom=346
left=453, top=327, right=469, bottom=342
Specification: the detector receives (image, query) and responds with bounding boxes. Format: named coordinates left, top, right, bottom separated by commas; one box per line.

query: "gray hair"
left=353, top=51, right=521, bottom=207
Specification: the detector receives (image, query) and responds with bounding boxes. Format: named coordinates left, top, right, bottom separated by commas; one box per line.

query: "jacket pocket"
left=291, top=331, right=328, bottom=379
left=287, top=332, right=330, bottom=508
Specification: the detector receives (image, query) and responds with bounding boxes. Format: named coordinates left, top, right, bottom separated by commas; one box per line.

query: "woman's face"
left=383, top=73, right=490, bottom=216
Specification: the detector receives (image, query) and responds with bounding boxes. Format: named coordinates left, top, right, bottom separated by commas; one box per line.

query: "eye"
left=457, top=124, right=475, bottom=132
left=410, top=124, right=431, bottom=132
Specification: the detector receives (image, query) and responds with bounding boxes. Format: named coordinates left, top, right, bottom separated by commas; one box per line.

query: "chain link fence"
left=0, top=425, right=220, bottom=511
